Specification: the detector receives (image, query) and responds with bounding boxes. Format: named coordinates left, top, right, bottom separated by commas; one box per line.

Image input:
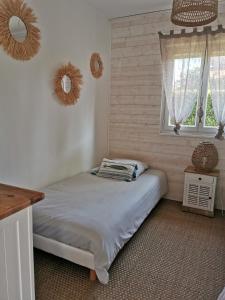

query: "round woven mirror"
left=0, top=0, right=41, bottom=60
left=54, top=63, right=83, bottom=105
left=90, top=53, right=103, bottom=79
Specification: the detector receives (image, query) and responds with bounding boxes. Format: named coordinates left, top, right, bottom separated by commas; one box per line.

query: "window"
left=159, top=27, right=225, bottom=139
left=161, top=56, right=218, bottom=136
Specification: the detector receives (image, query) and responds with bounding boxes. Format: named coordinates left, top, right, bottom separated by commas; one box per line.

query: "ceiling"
left=87, top=0, right=173, bottom=19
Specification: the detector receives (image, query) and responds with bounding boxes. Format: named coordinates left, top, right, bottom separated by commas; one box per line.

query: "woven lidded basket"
left=192, top=142, right=218, bottom=171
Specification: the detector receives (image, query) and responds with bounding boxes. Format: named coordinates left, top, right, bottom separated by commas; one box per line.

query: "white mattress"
left=33, top=169, right=168, bottom=284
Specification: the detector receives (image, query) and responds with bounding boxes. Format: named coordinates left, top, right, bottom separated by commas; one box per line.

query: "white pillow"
left=114, top=158, right=149, bottom=179
left=90, top=167, right=99, bottom=175
left=218, top=287, right=225, bottom=300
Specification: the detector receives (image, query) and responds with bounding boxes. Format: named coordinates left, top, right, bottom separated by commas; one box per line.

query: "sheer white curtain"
left=159, top=33, right=206, bottom=134
left=208, top=30, right=225, bottom=140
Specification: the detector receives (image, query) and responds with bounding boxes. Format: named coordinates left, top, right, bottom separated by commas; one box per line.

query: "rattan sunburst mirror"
left=90, top=53, right=103, bottom=79
left=0, top=0, right=41, bottom=61
left=54, top=63, right=83, bottom=105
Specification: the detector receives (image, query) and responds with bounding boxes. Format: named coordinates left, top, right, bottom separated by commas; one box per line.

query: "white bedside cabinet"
left=182, top=166, right=219, bottom=217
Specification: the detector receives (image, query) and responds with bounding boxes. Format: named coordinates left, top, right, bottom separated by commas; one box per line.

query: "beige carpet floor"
left=34, top=200, right=225, bottom=300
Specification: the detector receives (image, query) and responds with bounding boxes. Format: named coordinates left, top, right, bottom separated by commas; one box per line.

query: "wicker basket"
left=171, top=0, right=218, bottom=27
left=192, top=142, right=218, bottom=171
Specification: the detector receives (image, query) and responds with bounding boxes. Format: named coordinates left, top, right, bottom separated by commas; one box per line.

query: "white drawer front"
left=185, top=173, right=214, bottom=184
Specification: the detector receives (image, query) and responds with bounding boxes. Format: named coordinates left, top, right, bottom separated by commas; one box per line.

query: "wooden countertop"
left=0, top=183, right=45, bottom=221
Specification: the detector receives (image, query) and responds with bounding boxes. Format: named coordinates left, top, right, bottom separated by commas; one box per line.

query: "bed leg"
left=90, top=270, right=97, bottom=281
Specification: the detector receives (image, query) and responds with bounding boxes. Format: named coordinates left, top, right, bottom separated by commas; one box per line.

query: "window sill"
left=160, top=129, right=218, bottom=139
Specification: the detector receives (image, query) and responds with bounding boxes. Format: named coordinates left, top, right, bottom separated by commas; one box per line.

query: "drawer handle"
left=209, top=197, right=212, bottom=200
left=198, top=177, right=202, bottom=181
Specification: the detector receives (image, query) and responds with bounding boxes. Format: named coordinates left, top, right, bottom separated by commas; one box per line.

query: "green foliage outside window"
left=183, top=91, right=217, bottom=127
left=183, top=102, right=197, bottom=126
left=205, top=92, right=217, bottom=127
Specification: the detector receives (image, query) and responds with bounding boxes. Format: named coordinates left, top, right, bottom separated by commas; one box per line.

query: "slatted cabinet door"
left=183, top=173, right=217, bottom=213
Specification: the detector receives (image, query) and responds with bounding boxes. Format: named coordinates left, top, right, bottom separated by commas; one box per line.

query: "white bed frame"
left=33, top=234, right=97, bottom=280
left=33, top=171, right=166, bottom=282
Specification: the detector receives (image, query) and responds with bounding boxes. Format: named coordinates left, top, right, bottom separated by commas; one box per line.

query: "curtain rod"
left=158, top=24, right=225, bottom=38
left=110, top=0, right=225, bottom=21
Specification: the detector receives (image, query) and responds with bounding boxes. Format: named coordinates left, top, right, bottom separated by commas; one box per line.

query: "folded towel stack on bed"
left=94, top=158, right=149, bottom=182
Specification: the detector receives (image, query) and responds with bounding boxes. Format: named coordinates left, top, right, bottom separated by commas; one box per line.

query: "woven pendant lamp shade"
left=171, top=0, right=218, bottom=27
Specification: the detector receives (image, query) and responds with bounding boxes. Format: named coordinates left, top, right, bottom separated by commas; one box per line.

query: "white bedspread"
left=33, top=169, right=167, bottom=284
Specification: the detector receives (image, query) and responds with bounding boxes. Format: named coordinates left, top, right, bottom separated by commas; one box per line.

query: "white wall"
left=0, top=0, right=110, bottom=189
left=110, top=3, right=225, bottom=209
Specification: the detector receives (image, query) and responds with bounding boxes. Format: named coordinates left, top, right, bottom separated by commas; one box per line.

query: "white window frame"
left=160, top=56, right=218, bottom=138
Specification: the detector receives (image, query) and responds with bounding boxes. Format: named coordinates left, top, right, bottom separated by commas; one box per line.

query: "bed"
left=33, top=169, right=167, bottom=284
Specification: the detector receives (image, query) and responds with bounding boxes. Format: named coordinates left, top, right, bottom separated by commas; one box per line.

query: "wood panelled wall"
left=109, top=4, right=225, bottom=209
